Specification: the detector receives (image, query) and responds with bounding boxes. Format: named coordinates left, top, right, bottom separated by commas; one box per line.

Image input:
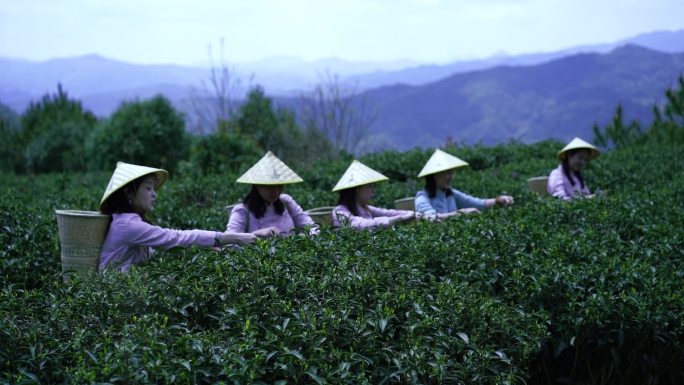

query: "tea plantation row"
left=1, top=139, right=683, bottom=384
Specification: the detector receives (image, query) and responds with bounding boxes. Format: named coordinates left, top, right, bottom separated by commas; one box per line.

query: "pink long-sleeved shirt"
left=332, top=204, right=411, bottom=229
left=99, top=213, right=218, bottom=272
left=547, top=165, right=591, bottom=200
left=226, top=194, right=317, bottom=235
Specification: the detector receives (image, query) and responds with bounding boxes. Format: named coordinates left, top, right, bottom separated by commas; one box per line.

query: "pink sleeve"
left=226, top=204, right=249, bottom=233
left=582, top=184, right=592, bottom=195
left=125, top=219, right=217, bottom=249
left=368, top=206, right=411, bottom=217
left=333, top=205, right=391, bottom=229
left=282, top=195, right=315, bottom=228
left=281, top=194, right=319, bottom=235
left=547, top=167, right=570, bottom=200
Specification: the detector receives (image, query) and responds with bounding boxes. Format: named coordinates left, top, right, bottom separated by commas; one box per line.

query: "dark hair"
left=243, top=185, right=284, bottom=219
left=100, top=176, right=151, bottom=222
left=337, top=187, right=360, bottom=216
left=561, top=149, right=586, bottom=188
left=425, top=174, right=454, bottom=199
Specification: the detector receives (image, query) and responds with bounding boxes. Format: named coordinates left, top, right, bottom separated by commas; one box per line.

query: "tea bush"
left=1, top=137, right=683, bottom=384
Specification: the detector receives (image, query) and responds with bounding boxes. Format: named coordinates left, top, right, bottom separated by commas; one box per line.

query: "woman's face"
left=355, top=184, right=375, bottom=206
left=568, top=149, right=591, bottom=172
left=130, top=176, right=158, bottom=213
left=434, top=170, right=454, bottom=189
left=256, top=184, right=284, bottom=203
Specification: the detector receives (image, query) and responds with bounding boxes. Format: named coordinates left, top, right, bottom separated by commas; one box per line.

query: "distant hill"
left=0, top=55, right=206, bottom=96
left=359, top=45, right=684, bottom=149
left=349, top=29, right=684, bottom=89
left=1, top=29, right=682, bottom=118
left=0, top=55, right=417, bottom=115
left=1, top=31, right=683, bottom=149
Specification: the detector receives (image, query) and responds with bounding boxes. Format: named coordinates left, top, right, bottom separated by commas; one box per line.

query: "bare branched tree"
left=188, top=38, right=248, bottom=135
left=299, top=71, right=377, bottom=154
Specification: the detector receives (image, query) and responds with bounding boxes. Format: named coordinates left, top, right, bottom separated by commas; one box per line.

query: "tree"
left=236, top=86, right=333, bottom=165
left=185, top=120, right=262, bottom=175
left=86, top=95, right=188, bottom=174
left=651, top=75, right=684, bottom=143
left=593, top=76, right=684, bottom=148
left=20, top=85, right=97, bottom=173
left=299, top=71, right=377, bottom=155
left=592, top=104, right=643, bottom=149
left=187, top=38, right=248, bottom=135
left=0, top=102, right=22, bottom=173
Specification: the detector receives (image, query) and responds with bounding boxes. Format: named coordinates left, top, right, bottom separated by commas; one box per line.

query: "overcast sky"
left=1, top=0, right=683, bottom=65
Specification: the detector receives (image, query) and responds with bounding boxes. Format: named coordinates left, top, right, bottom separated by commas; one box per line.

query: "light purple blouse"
left=99, top=213, right=218, bottom=272
left=332, top=204, right=412, bottom=229
left=547, top=165, right=591, bottom=200
left=226, top=194, right=317, bottom=235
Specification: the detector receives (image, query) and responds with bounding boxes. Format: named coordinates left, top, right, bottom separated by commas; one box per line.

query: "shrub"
left=86, top=95, right=188, bottom=174
left=2, top=137, right=683, bottom=384
left=0, top=102, right=22, bottom=173
left=236, top=86, right=334, bottom=166
left=19, top=85, right=97, bottom=173
left=184, top=120, right=263, bottom=176
left=650, top=75, right=684, bottom=143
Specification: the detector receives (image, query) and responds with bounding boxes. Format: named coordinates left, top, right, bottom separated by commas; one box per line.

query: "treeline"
left=0, top=85, right=335, bottom=176
left=2, top=118, right=684, bottom=384
left=2, top=75, right=684, bottom=176
left=592, top=75, right=684, bottom=149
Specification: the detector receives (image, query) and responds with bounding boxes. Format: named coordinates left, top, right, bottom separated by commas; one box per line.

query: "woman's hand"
left=495, top=195, right=514, bottom=206
left=220, top=232, right=257, bottom=245
left=422, top=214, right=441, bottom=223
left=253, top=226, right=280, bottom=238
left=388, top=212, right=414, bottom=225
left=458, top=207, right=481, bottom=215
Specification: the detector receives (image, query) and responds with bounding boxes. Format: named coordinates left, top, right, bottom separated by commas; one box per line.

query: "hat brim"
left=332, top=177, right=388, bottom=192
left=557, top=148, right=600, bottom=161
left=417, top=164, right=467, bottom=178
left=237, top=179, right=303, bottom=185
left=99, top=170, right=168, bottom=211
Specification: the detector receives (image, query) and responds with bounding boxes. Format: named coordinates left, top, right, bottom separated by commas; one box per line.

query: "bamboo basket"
left=55, top=210, right=110, bottom=280
left=305, top=206, right=335, bottom=226
left=527, top=176, right=549, bottom=196
left=394, top=197, right=415, bottom=211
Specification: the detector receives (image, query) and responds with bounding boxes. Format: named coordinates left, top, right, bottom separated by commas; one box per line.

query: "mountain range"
left=349, top=29, right=684, bottom=89
left=357, top=45, right=684, bottom=150
left=1, top=29, right=683, bottom=150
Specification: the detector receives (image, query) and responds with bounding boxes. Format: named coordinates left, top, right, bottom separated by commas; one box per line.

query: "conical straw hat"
left=557, top=137, right=600, bottom=161
left=417, top=149, right=469, bottom=178
left=332, top=160, right=389, bottom=191
left=236, top=151, right=303, bottom=185
left=100, top=162, right=168, bottom=211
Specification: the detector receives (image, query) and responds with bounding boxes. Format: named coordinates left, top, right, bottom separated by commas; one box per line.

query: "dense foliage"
left=186, top=87, right=334, bottom=176
left=0, top=102, right=22, bottom=173
left=3, top=84, right=336, bottom=176
left=593, top=75, right=684, bottom=149
left=86, top=95, right=189, bottom=174
left=1, top=133, right=683, bottom=383
left=19, top=85, right=97, bottom=173
left=2, top=74, right=683, bottom=384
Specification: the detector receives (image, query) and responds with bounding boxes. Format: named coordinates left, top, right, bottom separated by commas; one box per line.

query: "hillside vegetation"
left=1, top=73, right=683, bottom=384
left=2, top=130, right=683, bottom=383
left=364, top=45, right=684, bottom=148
